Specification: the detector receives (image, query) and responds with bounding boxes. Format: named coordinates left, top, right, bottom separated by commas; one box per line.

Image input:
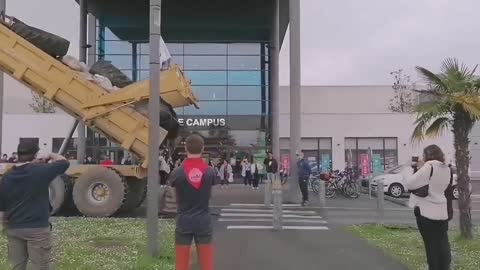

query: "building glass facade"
left=344, top=137, right=398, bottom=172
left=88, top=22, right=271, bottom=164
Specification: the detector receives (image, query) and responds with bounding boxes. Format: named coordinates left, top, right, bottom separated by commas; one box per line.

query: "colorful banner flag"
left=361, top=154, right=370, bottom=177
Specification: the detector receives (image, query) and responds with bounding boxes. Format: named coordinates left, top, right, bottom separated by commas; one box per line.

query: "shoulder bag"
left=410, top=165, right=433, bottom=198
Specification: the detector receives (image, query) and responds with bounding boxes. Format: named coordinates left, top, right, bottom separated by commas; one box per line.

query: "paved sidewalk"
left=209, top=224, right=407, bottom=270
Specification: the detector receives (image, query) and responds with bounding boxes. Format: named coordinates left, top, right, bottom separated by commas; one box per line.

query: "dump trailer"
left=0, top=15, right=198, bottom=217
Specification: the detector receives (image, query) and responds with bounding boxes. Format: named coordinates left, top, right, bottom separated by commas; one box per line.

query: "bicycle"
left=308, top=174, right=320, bottom=193
left=323, top=170, right=360, bottom=198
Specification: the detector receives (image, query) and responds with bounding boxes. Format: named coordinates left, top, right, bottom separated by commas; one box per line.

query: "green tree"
left=389, top=69, right=416, bottom=113
left=412, top=58, right=480, bottom=239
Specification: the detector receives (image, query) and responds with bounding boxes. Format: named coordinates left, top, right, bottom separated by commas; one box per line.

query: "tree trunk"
left=453, top=113, right=473, bottom=239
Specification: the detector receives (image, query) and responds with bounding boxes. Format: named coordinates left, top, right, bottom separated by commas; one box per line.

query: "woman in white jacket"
left=406, top=144, right=451, bottom=270
left=219, top=160, right=233, bottom=188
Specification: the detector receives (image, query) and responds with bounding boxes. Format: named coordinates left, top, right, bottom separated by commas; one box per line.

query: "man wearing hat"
left=0, top=142, right=70, bottom=270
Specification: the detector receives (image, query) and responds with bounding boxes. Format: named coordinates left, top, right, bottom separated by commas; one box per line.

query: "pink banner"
left=361, top=154, right=370, bottom=177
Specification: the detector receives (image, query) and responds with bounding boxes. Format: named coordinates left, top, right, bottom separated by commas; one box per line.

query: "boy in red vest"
left=169, top=134, right=215, bottom=270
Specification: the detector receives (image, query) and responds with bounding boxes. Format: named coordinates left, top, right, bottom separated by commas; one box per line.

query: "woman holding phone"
left=406, top=145, right=453, bottom=270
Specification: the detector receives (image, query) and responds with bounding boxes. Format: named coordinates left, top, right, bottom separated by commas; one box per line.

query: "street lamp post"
left=0, top=0, right=6, bottom=155
left=286, top=0, right=302, bottom=203
left=147, top=0, right=162, bottom=257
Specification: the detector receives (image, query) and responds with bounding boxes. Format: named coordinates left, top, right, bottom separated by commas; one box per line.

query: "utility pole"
left=147, top=0, right=162, bottom=257
left=271, top=0, right=283, bottom=230
left=286, top=0, right=302, bottom=203
left=0, top=0, right=6, bottom=155
left=77, top=0, right=87, bottom=163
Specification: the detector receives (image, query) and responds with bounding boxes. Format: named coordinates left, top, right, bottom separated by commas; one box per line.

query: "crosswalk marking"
left=219, top=205, right=329, bottom=231
left=227, top=225, right=329, bottom=230
left=230, top=203, right=302, bottom=207
left=221, top=208, right=316, bottom=214
left=220, top=213, right=323, bottom=219
left=219, top=218, right=327, bottom=223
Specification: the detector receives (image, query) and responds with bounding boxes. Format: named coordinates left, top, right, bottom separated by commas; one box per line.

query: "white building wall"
left=1, top=114, right=76, bottom=156
left=278, top=85, right=456, bottom=170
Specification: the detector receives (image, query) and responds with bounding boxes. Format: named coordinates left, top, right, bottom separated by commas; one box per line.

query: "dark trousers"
left=252, top=176, right=259, bottom=188
left=415, top=208, right=451, bottom=270
left=7, top=227, right=52, bottom=270
left=160, top=171, right=169, bottom=186
left=243, top=171, right=252, bottom=186
left=299, top=176, right=309, bottom=203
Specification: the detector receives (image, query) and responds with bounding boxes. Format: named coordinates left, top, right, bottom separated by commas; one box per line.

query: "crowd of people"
left=0, top=139, right=454, bottom=270
left=0, top=152, right=18, bottom=163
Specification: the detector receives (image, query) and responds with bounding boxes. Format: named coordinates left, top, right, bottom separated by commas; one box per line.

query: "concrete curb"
left=360, top=187, right=409, bottom=207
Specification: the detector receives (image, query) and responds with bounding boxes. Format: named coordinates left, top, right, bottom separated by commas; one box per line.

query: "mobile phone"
left=411, top=156, right=419, bottom=162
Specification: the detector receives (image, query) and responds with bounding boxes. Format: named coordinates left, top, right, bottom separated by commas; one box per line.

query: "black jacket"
left=0, top=160, right=69, bottom=229
left=264, top=158, right=278, bottom=174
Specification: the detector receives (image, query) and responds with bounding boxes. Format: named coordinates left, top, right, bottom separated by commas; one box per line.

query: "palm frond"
left=413, top=100, right=449, bottom=116
left=425, top=117, right=451, bottom=137
left=412, top=116, right=429, bottom=142
left=415, top=66, right=447, bottom=92
left=461, top=101, right=480, bottom=120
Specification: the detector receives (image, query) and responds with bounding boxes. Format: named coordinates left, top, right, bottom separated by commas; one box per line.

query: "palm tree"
left=412, top=58, right=480, bottom=239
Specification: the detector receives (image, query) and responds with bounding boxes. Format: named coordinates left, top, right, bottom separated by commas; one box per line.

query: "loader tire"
left=90, top=60, right=133, bottom=88
left=136, top=179, right=148, bottom=208
left=119, top=178, right=147, bottom=213
left=55, top=176, right=80, bottom=216
left=10, top=18, right=70, bottom=58
left=73, top=167, right=127, bottom=217
left=159, top=100, right=180, bottom=139
left=135, top=99, right=180, bottom=140
left=49, top=175, right=68, bottom=216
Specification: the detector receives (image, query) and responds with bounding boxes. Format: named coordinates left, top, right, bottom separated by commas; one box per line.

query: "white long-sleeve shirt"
left=159, top=156, right=170, bottom=174
left=406, top=160, right=450, bottom=220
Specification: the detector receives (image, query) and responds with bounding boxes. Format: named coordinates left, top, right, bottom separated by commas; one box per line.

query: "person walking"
left=297, top=152, right=312, bottom=206
left=169, top=134, right=215, bottom=270
left=8, top=152, right=17, bottom=163
left=85, top=156, right=96, bottom=164
left=0, top=142, right=70, bottom=270
left=406, top=145, right=453, bottom=270
left=208, top=160, right=219, bottom=185
left=241, top=158, right=252, bottom=187
left=159, top=153, right=171, bottom=188
left=263, top=152, right=279, bottom=184
left=121, top=154, right=132, bottom=165
left=251, top=161, right=259, bottom=190
left=219, top=160, right=232, bottom=188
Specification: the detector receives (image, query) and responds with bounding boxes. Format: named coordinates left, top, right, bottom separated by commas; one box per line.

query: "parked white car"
left=370, top=164, right=470, bottom=199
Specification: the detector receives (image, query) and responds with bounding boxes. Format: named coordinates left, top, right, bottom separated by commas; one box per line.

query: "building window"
left=19, top=138, right=39, bottom=148
left=279, top=137, right=333, bottom=173
left=228, top=86, right=262, bottom=101
left=184, top=101, right=227, bottom=115
left=193, top=86, right=227, bottom=101
left=184, top=43, right=227, bottom=55
left=227, top=101, right=263, bottom=115
left=345, top=137, right=398, bottom=173
left=184, top=56, right=226, bottom=70
left=52, top=138, right=78, bottom=159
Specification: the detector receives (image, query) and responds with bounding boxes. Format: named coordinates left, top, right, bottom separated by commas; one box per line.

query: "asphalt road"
left=130, top=182, right=480, bottom=226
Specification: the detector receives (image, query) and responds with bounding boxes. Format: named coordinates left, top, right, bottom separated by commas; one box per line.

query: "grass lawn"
left=0, top=218, right=175, bottom=270
left=349, top=225, right=480, bottom=270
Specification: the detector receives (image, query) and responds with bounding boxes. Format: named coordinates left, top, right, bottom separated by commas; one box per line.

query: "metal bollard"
left=377, top=179, right=385, bottom=224
left=264, top=176, right=272, bottom=207
left=318, top=180, right=326, bottom=207
left=369, top=178, right=372, bottom=199
left=272, top=178, right=283, bottom=230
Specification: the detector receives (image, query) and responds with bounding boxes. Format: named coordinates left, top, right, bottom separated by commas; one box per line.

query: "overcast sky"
left=5, top=0, right=480, bottom=98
